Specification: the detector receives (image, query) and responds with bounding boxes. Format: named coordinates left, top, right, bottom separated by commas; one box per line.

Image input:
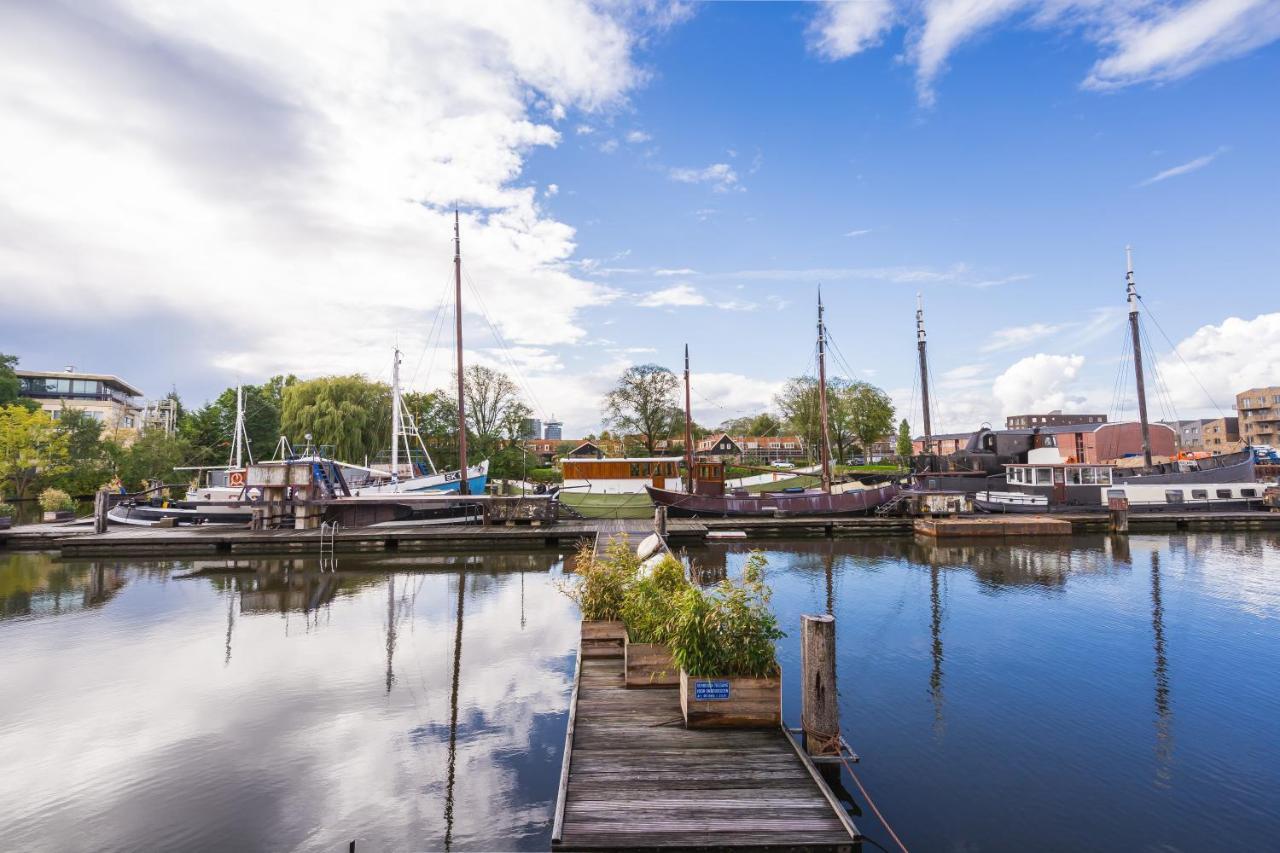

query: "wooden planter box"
left=624, top=637, right=678, bottom=688
left=680, top=668, right=782, bottom=729
left=42, top=510, right=74, bottom=523
left=581, top=620, right=625, bottom=659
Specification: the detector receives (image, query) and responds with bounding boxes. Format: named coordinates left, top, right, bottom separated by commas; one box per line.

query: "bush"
left=0, top=502, right=15, bottom=518
left=620, top=554, right=689, bottom=644
left=528, top=467, right=562, bottom=484
left=558, top=539, right=639, bottom=621
left=39, top=488, right=75, bottom=514
left=668, top=552, right=784, bottom=678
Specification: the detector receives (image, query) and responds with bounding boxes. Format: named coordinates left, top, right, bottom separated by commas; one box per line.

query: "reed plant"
left=620, top=554, right=688, bottom=644
left=38, top=488, right=74, bottom=514
left=668, top=552, right=784, bottom=678
left=558, top=539, right=640, bottom=622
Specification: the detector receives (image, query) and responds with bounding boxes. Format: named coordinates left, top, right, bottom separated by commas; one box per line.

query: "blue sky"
left=2, top=1, right=1278, bottom=436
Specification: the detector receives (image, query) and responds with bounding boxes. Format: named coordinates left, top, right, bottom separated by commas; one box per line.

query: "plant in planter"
left=558, top=539, right=639, bottom=658
left=0, top=502, right=15, bottom=529
left=38, top=488, right=76, bottom=522
left=620, top=554, right=687, bottom=687
left=669, top=552, right=785, bottom=728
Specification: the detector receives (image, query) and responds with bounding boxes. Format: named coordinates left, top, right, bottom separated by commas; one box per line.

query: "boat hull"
left=644, top=483, right=899, bottom=518
left=352, top=461, right=489, bottom=496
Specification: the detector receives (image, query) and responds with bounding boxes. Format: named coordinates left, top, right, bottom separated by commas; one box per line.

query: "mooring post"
left=654, top=504, right=668, bottom=538
left=1109, top=495, right=1130, bottom=533
left=801, top=613, right=839, bottom=756
left=93, top=490, right=108, bottom=534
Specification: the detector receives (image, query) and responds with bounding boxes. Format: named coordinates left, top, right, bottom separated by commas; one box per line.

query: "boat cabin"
left=560, top=457, right=684, bottom=494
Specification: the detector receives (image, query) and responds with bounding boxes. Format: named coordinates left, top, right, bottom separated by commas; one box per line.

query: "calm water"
left=1, top=534, right=1278, bottom=851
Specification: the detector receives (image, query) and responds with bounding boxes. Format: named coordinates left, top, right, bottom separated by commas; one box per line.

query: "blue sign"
left=694, top=680, right=730, bottom=701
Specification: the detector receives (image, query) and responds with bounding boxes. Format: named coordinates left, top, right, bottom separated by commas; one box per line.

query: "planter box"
left=581, top=620, right=625, bottom=659
left=0, top=517, right=11, bottom=530
left=42, top=510, right=74, bottom=523
left=680, top=668, right=781, bottom=729
left=624, top=638, right=678, bottom=688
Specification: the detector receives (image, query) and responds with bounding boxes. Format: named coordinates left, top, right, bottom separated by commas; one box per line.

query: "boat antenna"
left=683, top=343, right=695, bottom=491
left=454, top=208, right=470, bottom=494
left=1126, top=246, right=1154, bottom=468
left=917, top=292, right=932, bottom=456
left=816, top=287, right=833, bottom=492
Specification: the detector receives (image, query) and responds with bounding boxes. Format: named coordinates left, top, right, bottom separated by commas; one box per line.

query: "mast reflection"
left=1151, top=550, right=1174, bottom=786
left=443, top=572, right=465, bottom=851
left=929, top=564, right=945, bottom=734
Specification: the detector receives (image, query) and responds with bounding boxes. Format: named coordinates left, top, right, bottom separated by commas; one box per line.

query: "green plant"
left=558, top=539, right=639, bottom=621
left=620, top=554, right=688, bottom=644
left=668, top=552, right=784, bottom=678
left=0, top=502, right=15, bottom=518
left=38, top=487, right=74, bottom=513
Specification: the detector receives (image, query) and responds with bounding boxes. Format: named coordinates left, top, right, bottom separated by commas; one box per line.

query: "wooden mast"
left=917, top=293, right=933, bottom=455
left=1126, top=246, right=1153, bottom=468
left=683, top=343, right=695, bottom=492
left=453, top=209, right=470, bottom=494
left=816, top=290, right=833, bottom=492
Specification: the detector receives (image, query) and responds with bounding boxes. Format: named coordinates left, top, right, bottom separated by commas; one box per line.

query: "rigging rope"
left=1136, top=293, right=1227, bottom=418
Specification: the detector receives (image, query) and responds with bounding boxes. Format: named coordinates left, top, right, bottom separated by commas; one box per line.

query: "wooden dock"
left=552, top=651, right=858, bottom=851
left=914, top=514, right=1073, bottom=537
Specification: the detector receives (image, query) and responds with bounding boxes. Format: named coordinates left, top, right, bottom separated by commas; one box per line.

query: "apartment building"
left=17, top=368, right=144, bottom=440
left=1237, top=386, right=1280, bottom=447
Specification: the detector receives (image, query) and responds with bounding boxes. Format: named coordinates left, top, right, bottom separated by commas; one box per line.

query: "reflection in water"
left=225, top=590, right=235, bottom=667
left=1151, top=551, right=1174, bottom=787
left=444, top=573, right=465, bottom=851
left=1, top=556, right=129, bottom=619
left=929, top=565, right=945, bottom=735
left=386, top=576, right=397, bottom=694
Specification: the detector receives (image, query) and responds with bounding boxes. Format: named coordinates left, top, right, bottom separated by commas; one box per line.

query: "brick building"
left=1237, top=386, right=1280, bottom=447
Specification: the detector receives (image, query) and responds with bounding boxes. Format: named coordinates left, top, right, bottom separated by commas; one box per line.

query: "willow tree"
left=602, top=364, right=679, bottom=455
left=281, top=375, right=390, bottom=463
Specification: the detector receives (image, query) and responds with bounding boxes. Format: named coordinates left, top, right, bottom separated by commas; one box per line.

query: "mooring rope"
left=803, top=726, right=909, bottom=852
left=838, top=750, right=910, bottom=853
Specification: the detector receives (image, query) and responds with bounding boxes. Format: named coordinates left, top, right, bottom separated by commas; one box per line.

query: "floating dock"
left=552, top=650, right=858, bottom=851
left=914, top=514, right=1073, bottom=537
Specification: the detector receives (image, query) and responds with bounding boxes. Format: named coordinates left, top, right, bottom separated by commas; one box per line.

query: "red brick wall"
left=1093, top=422, right=1175, bottom=462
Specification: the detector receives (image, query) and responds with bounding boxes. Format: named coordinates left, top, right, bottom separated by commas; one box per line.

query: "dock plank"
left=553, top=650, right=856, bottom=851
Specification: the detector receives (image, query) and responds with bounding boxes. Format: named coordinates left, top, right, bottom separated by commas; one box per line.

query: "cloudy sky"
left=2, top=0, right=1278, bottom=437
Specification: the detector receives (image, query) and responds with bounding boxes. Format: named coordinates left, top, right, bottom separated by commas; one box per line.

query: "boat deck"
left=553, top=652, right=858, bottom=851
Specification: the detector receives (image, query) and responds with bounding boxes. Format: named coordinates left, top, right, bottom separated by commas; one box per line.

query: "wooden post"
left=1109, top=496, right=1129, bottom=533
left=654, top=505, right=668, bottom=538
left=93, top=490, right=109, bottom=534
left=801, top=613, right=839, bottom=756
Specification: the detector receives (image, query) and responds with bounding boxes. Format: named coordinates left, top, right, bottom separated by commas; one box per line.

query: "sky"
left=2, top=0, right=1278, bottom=438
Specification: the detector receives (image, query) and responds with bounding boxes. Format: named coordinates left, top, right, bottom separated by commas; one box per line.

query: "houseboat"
left=557, top=457, right=681, bottom=519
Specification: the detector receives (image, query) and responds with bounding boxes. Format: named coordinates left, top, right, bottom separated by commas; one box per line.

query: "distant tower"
left=544, top=418, right=563, bottom=441
left=520, top=418, right=543, bottom=440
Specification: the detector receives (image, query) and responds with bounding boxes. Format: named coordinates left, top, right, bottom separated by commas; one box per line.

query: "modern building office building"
left=16, top=368, right=145, bottom=440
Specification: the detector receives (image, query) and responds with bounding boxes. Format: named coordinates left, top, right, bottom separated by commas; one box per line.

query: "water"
left=2, top=533, right=1278, bottom=852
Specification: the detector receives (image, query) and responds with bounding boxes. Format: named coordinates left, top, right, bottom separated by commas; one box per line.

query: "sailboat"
left=646, top=293, right=900, bottom=517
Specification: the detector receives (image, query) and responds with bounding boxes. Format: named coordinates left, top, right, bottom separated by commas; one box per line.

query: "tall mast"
left=391, top=348, right=402, bottom=483
left=683, top=344, right=694, bottom=491
left=1127, top=246, right=1153, bottom=468
left=454, top=209, right=470, bottom=494
left=231, top=382, right=245, bottom=468
left=917, top=293, right=933, bottom=456
left=816, top=290, right=832, bottom=492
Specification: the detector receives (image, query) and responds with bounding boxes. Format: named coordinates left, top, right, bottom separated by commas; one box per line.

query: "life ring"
left=229, top=470, right=246, bottom=487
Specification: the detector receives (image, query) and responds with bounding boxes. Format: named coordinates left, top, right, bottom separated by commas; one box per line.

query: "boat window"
left=1035, top=468, right=1052, bottom=485
left=1164, top=490, right=1184, bottom=504
left=1216, top=489, right=1232, bottom=499
left=1097, top=469, right=1111, bottom=485
left=1191, top=489, right=1208, bottom=499
left=1242, top=488, right=1258, bottom=498
left=629, top=463, right=642, bottom=477
left=1081, top=468, right=1096, bottom=485
left=1066, top=468, right=1081, bottom=485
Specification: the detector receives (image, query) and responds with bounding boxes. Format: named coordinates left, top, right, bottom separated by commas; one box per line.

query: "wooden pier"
left=552, top=650, right=858, bottom=851
left=914, top=514, right=1073, bottom=537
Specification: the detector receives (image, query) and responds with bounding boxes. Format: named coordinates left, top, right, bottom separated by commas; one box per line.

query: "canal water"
left=1, top=533, right=1277, bottom=851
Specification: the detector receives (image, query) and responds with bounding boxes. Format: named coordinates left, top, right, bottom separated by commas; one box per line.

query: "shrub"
left=558, top=539, right=639, bottom=621
left=668, top=552, right=784, bottom=678
left=38, top=487, right=74, bottom=514
left=620, top=554, right=689, bottom=644
left=528, top=467, right=562, bottom=484
left=0, top=502, right=15, bottom=518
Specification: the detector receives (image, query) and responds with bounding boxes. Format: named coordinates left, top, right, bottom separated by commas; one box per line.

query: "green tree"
left=842, top=381, right=895, bottom=463
left=181, top=383, right=281, bottom=466
left=0, top=354, right=19, bottom=406
left=602, top=364, right=679, bottom=455
left=774, top=377, right=822, bottom=463
left=281, top=375, right=390, bottom=464
left=0, top=405, right=71, bottom=499
left=51, top=408, right=114, bottom=495
left=112, top=430, right=193, bottom=491
left=719, top=412, right=783, bottom=437
left=896, top=418, right=912, bottom=458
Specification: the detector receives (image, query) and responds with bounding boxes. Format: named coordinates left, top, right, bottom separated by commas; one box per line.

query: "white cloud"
left=599, top=138, right=620, bottom=153
left=637, top=284, right=708, bottom=307
left=668, top=162, right=740, bottom=192
left=0, top=1, right=680, bottom=397
left=1154, top=312, right=1280, bottom=414
left=969, top=273, right=1032, bottom=288
left=575, top=123, right=595, bottom=134
left=913, top=0, right=1027, bottom=106
left=690, top=372, right=786, bottom=423
left=992, top=353, right=1087, bottom=415
left=981, top=322, right=1068, bottom=352
left=625, top=129, right=652, bottom=143
left=1138, top=147, right=1226, bottom=186
left=843, top=228, right=873, bottom=237
left=808, top=0, right=897, bottom=59
left=654, top=267, right=697, bottom=276
left=544, top=183, right=559, bottom=197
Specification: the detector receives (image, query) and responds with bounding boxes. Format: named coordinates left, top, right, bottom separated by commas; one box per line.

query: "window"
left=1081, top=468, right=1096, bottom=485
left=1097, top=469, right=1111, bottom=485
left=1242, top=488, right=1258, bottom=498
left=1035, top=468, right=1052, bottom=485
left=629, top=463, right=642, bottom=477
left=1165, top=490, right=1184, bottom=504
left=1191, top=489, right=1208, bottom=499
left=1067, top=468, right=1081, bottom=485
left=1217, top=489, right=1232, bottom=499
left=1107, top=489, right=1125, bottom=500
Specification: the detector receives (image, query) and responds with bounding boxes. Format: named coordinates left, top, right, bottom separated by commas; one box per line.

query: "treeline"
left=0, top=353, right=534, bottom=499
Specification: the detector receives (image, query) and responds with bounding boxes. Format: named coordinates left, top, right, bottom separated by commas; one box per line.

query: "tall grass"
left=557, top=539, right=639, bottom=621
left=620, top=555, right=688, bottom=644
left=668, top=552, right=784, bottom=678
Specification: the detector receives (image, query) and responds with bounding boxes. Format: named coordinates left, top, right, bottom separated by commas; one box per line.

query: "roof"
left=1035, top=420, right=1176, bottom=436
left=563, top=456, right=682, bottom=463
left=16, top=369, right=144, bottom=397
left=914, top=432, right=974, bottom=441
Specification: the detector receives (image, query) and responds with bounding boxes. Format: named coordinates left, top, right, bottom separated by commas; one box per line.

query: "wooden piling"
left=1109, top=496, right=1130, bottom=533
left=93, top=490, right=109, bottom=535
left=801, top=613, right=840, bottom=756
left=654, top=504, right=668, bottom=538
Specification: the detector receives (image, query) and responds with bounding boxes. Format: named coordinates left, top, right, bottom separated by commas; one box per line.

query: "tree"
left=843, top=382, right=895, bottom=463
left=181, top=383, right=281, bottom=466
left=460, top=365, right=531, bottom=478
left=281, top=375, right=390, bottom=464
left=112, top=430, right=193, bottom=491
left=774, top=377, right=822, bottom=462
left=51, top=408, right=114, bottom=495
left=602, top=364, right=679, bottom=455
left=896, top=418, right=912, bottom=458
left=0, top=354, right=19, bottom=406
left=719, top=412, right=783, bottom=437
left=0, top=405, right=71, bottom=499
